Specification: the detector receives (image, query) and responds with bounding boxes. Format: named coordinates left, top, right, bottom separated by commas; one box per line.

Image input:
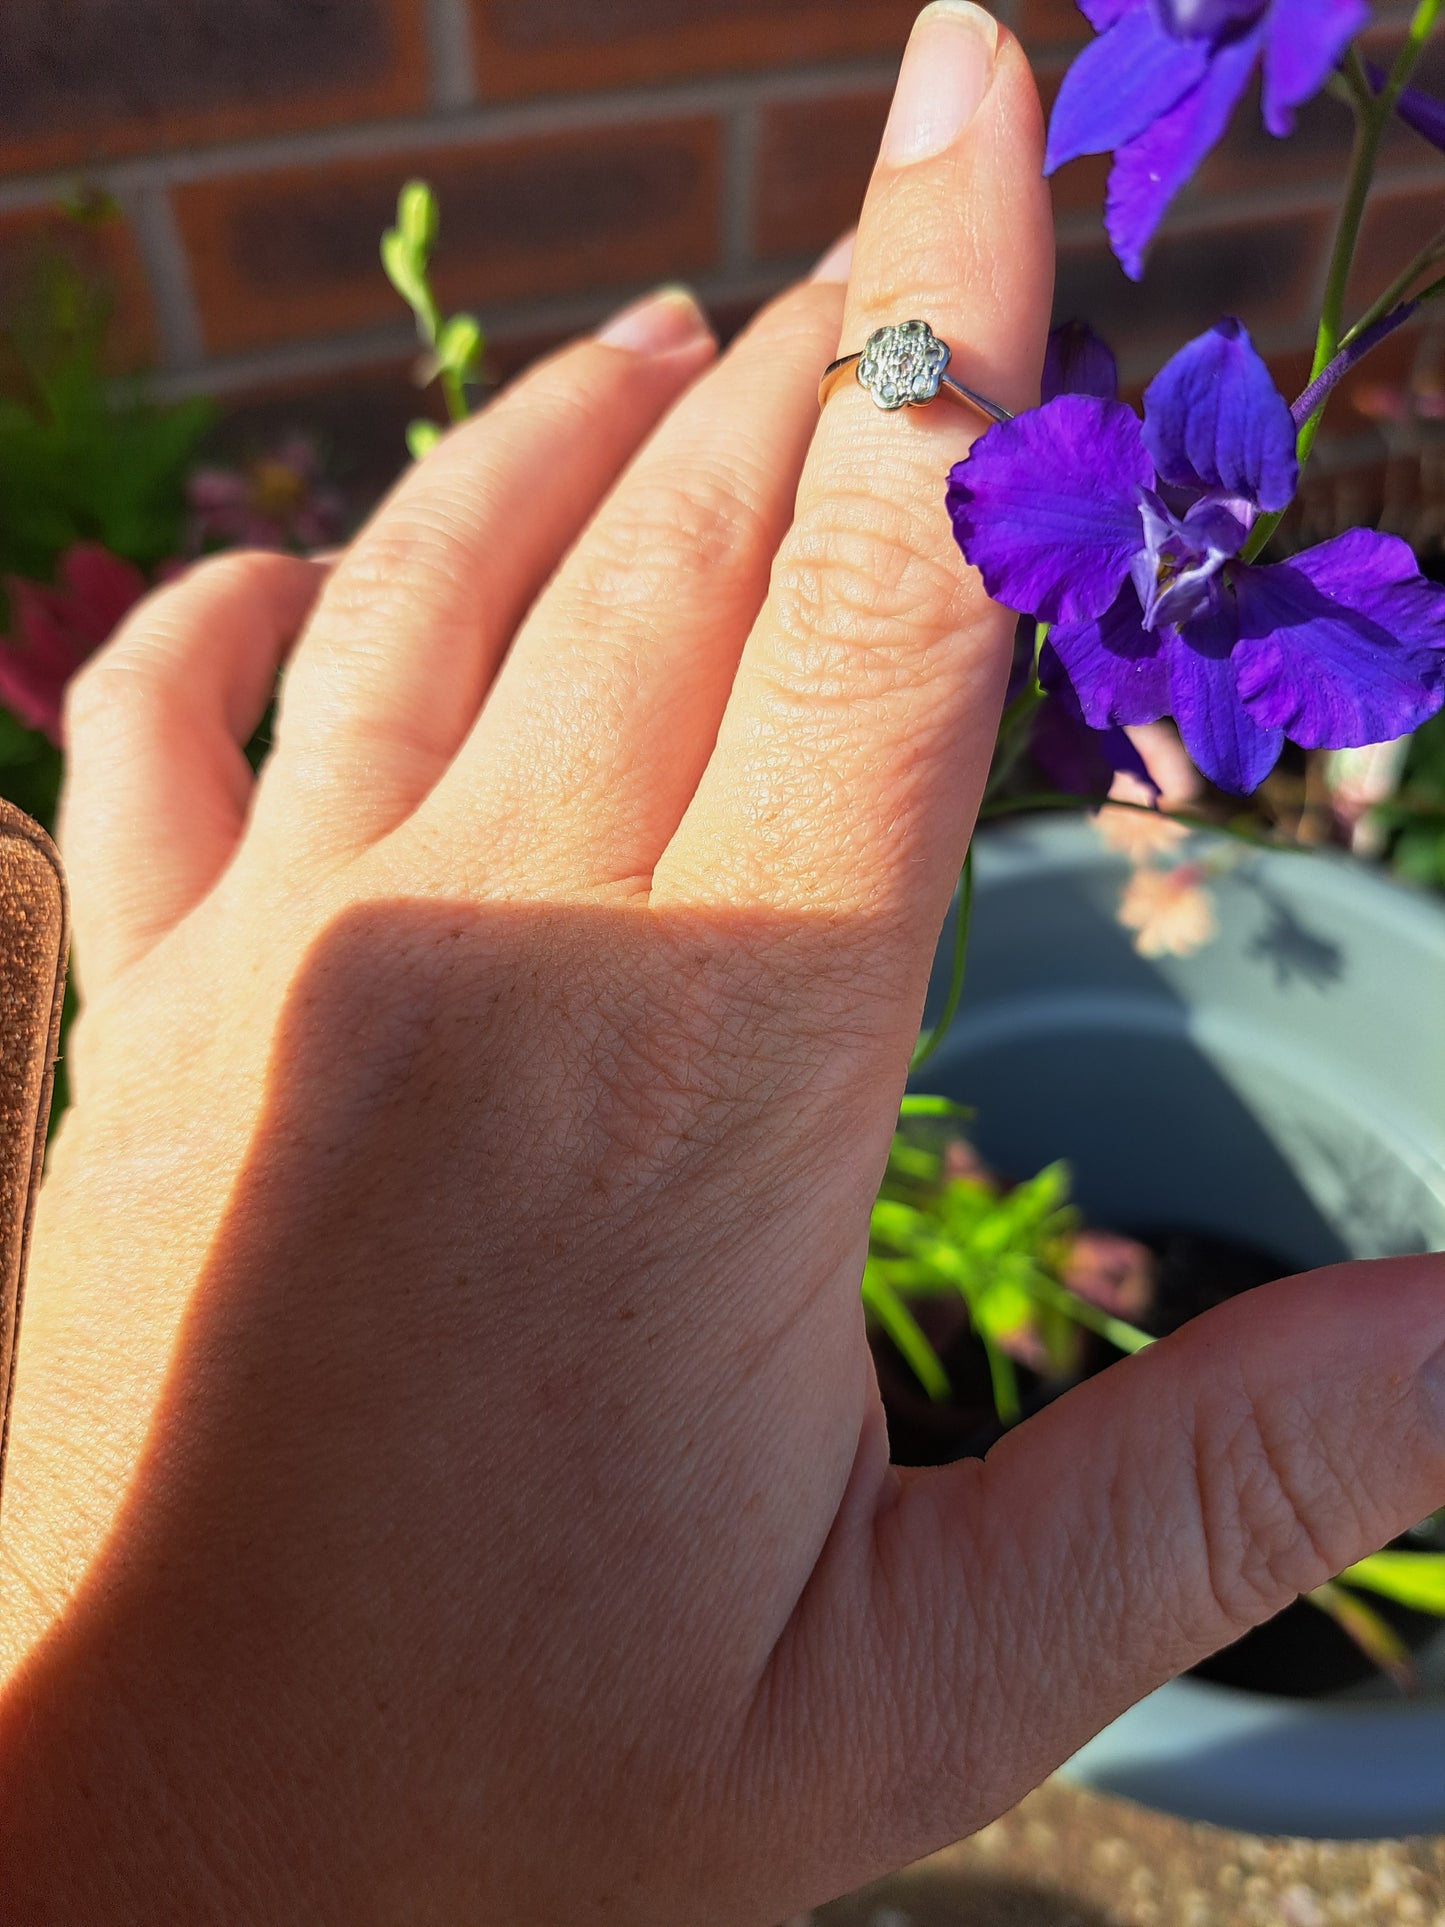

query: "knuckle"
left=583, top=473, right=769, bottom=592
left=740, top=277, right=846, bottom=354
left=178, top=547, right=284, bottom=596
left=764, top=492, right=968, bottom=705
left=1186, top=1377, right=1367, bottom=1634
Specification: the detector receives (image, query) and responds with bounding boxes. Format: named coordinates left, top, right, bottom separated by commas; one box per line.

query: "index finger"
left=659, top=4, right=1052, bottom=949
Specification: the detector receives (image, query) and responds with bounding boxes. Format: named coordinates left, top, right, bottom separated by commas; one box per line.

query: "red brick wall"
left=0, top=0, right=1438, bottom=507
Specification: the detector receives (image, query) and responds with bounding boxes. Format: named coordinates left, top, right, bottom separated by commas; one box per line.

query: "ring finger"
left=660, top=3, right=1053, bottom=987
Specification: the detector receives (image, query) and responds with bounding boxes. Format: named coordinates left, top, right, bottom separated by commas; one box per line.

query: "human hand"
left=3, top=6, right=1443, bottom=1922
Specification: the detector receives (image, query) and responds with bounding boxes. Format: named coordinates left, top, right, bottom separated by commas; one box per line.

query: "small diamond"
left=855, top=320, right=950, bottom=411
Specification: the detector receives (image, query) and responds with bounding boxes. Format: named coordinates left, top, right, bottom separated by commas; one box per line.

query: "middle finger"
left=415, top=265, right=850, bottom=894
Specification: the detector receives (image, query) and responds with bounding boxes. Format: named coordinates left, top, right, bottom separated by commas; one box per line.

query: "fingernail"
left=883, top=1, right=999, bottom=166
left=811, top=231, right=856, bottom=284
left=595, top=285, right=713, bottom=354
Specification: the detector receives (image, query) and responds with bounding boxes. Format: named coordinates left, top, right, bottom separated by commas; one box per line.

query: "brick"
left=1348, top=181, right=1445, bottom=315
left=0, top=0, right=427, bottom=176
left=0, top=205, right=155, bottom=373
left=468, top=0, right=917, bottom=98
left=1196, top=75, right=1354, bottom=201
left=1016, top=0, right=1092, bottom=48
left=1198, top=26, right=1445, bottom=203
left=216, top=281, right=783, bottom=527
left=1054, top=208, right=1331, bottom=351
left=754, top=92, right=889, bottom=261
left=1033, top=62, right=1111, bottom=216
left=175, top=119, right=723, bottom=357
left=206, top=357, right=428, bottom=519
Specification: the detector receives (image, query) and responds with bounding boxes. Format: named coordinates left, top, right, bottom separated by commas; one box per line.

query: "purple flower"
left=949, top=320, right=1445, bottom=794
left=1042, top=317, right=1120, bottom=405
left=1365, top=62, right=1445, bottom=151
left=1017, top=322, right=1157, bottom=798
left=1047, top=0, right=1368, bottom=279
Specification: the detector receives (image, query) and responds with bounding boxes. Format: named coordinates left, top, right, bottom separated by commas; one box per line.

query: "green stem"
left=984, top=623, right=1050, bottom=802
left=441, top=366, right=470, bottom=424
left=977, top=789, right=1291, bottom=853
left=980, top=1331, right=1022, bottom=1427
left=1341, top=221, right=1445, bottom=348
left=1024, top=1272, right=1152, bottom=1356
left=910, top=845, right=975, bottom=1072
left=1241, top=7, right=1443, bottom=564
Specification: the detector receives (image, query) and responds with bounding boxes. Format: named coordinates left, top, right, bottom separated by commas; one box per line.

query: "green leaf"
left=0, top=710, right=47, bottom=769
left=897, top=1093, right=974, bottom=1121
left=972, top=1274, right=1035, bottom=1344
left=980, top=1331, right=1021, bottom=1426
left=396, top=180, right=439, bottom=255
left=406, top=419, right=444, bottom=461
left=861, top=1263, right=949, bottom=1400
left=869, top=1197, right=927, bottom=1247
left=1341, top=1551, right=1445, bottom=1615
left=1308, top=1581, right=1417, bottom=1692
left=436, top=312, right=484, bottom=381
left=381, top=229, right=435, bottom=339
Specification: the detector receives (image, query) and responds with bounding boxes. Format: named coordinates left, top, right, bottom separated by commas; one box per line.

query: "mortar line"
left=720, top=95, right=762, bottom=276
left=113, top=181, right=206, bottom=372
left=135, top=265, right=799, bottom=402
left=424, top=0, right=479, bottom=111
left=0, top=60, right=904, bottom=209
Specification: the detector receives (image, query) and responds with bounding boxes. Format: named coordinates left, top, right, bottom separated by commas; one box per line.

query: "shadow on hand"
left=0, top=893, right=905, bottom=1924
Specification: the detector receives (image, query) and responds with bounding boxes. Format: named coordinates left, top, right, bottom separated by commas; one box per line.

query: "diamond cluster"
left=856, top=320, right=950, bottom=411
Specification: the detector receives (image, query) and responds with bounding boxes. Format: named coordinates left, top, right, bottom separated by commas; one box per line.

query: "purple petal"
left=1104, top=29, right=1263, bottom=278
left=1045, top=6, right=1209, bottom=171
left=1159, top=0, right=1267, bottom=37
left=1142, top=318, right=1297, bottom=510
left=1290, top=300, right=1420, bottom=430
left=947, top=398, right=1152, bottom=626
left=1042, top=320, right=1120, bottom=402
left=1132, top=488, right=1247, bottom=629
left=1232, top=530, right=1445, bottom=747
left=1366, top=62, right=1445, bottom=153
left=1048, top=586, right=1170, bottom=727
left=1164, top=612, right=1284, bottom=792
left=1262, top=0, right=1368, bottom=137
left=1033, top=643, right=1158, bottom=795
left=1079, top=0, right=1143, bottom=27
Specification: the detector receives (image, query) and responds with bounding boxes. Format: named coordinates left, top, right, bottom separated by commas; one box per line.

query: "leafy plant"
left=865, top=1098, right=1149, bottom=1424
left=0, top=249, right=211, bottom=585
left=381, top=181, right=485, bottom=459
left=1381, top=709, right=1445, bottom=888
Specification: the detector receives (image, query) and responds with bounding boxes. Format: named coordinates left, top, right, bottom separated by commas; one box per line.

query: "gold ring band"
left=819, top=319, right=1012, bottom=425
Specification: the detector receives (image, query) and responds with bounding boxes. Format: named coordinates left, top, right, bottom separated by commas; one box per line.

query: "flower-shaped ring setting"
left=819, top=320, right=1012, bottom=425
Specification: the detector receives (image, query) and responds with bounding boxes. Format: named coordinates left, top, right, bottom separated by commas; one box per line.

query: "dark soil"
left=871, top=1224, right=1441, bottom=1701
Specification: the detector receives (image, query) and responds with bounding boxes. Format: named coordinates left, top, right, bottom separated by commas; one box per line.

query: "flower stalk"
left=910, top=845, right=975, bottom=1073
left=1243, top=4, right=1444, bottom=563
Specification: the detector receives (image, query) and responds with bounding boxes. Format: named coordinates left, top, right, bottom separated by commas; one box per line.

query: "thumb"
left=773, top=1255, right=1445, bottom=1894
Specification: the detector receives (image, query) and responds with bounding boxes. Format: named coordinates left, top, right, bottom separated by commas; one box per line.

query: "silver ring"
left=819, top=319, right=1012, bottom=424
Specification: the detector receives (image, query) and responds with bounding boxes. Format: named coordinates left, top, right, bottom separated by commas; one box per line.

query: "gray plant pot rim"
left=937, top=818, right=1445, bottom=1842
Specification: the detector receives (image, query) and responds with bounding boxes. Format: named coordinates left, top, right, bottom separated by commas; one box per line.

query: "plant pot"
left=911, top=816, right=1445, bottom=1842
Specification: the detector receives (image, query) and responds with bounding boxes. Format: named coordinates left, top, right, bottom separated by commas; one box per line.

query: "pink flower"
left=1059, top=1229, right=1155, bottom=1323
left=187, top=434, right=344, bottom=554
left=0, top=544, right=150, bottom=746
left=1118, top=861, right=1218, bottom=960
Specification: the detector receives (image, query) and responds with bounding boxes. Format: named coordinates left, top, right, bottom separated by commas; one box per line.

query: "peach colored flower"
left=1095, top=775, right=1191, bottom=860
left=1117, top=862, right=1218, bottom=960
left=1094, top=723, right=1201, bottom=860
